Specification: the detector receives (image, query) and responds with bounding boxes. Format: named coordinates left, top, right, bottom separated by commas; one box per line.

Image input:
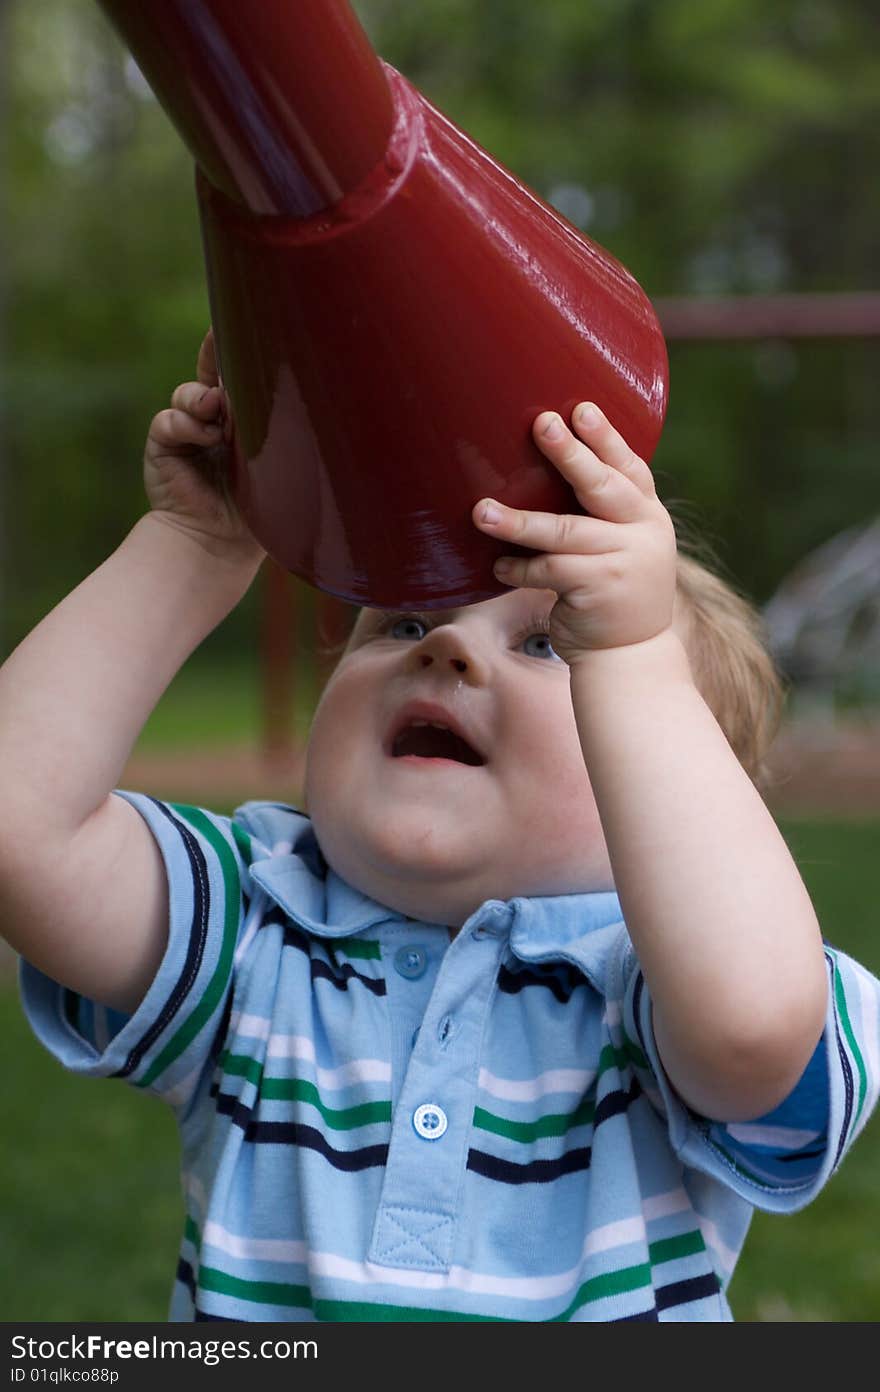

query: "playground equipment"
left=97, top=0, right=668, bottom=607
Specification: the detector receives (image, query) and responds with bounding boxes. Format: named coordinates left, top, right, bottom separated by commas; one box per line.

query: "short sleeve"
left=19, top=793, right=255, bottom=1117
left=622, top=944, right=880, bottom=1214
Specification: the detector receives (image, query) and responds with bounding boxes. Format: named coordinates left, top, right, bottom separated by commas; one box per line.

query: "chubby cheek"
left=505, top=705, right=609, bottom=879
left=545, top=763, right=605, bottom=858
left=303, top=672, right=369, bottom=810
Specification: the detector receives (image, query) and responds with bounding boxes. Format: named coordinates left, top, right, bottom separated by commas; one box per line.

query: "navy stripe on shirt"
left=656, top=1272, right=721, bottom=1312
left=466, top=1077, right=640, bottom=1187
left=263, top=916, right=386, bottom=996
left=497, top=962, right=586, bottom=1004
left=114, top=800, right=214, bottom=1079
left=214, top=1090, right=389, bottom=1170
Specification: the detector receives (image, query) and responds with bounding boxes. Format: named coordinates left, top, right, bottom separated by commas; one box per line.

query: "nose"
left=406, top=623, right=490, bottom=686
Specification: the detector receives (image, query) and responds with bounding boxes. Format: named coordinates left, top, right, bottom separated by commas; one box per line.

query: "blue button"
left=413, top=1103, right=448, bottom=1140
left=394, top=945, right=428, bottom=980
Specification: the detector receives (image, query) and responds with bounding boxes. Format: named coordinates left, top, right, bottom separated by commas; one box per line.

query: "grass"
left=0, top=987, right=181, bottom=1321
left=1, top=802, right=878, bottom=1321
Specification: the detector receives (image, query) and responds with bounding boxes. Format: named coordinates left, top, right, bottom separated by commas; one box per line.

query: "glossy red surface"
left=99, top=0, right=669, bottom=608
left=97, top=0, right=394, bottom=214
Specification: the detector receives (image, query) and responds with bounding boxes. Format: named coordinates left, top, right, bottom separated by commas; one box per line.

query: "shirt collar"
left=243, top=805, right=625, bottom=963
left=249, top=836, right=403, bottom=940
left=506, top=892, right=626, bottom=992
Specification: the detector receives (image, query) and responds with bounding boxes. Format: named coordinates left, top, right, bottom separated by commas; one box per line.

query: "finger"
left=473, top=498, right=620, bottom=555
left=570, top=402, right=656, bottom=498
left=171, top=380, right=223, bottom=421
left=532, top=412, right=648, bottom=523
left=196, top=328, right=219, bottom=387
left=148, top=406, right=223, bottom=451
left=492, top=550, right=603, bottom=593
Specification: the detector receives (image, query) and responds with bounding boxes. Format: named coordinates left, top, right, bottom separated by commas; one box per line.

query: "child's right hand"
left=143, top=329, right=266, bottom=563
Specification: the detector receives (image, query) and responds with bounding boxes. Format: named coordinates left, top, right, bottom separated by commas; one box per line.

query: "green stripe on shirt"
left=219, top=1053, right=392, bottom=1129
left=337, top=938, right=382, bottom=961
left=473, top=1097, right=595, bottom=1142
left=230, top=822, right=253, bottom=866
left=186, top=1226, right=704, bottom=1321
left=828, top=948, right=868, bottom=1127
left=216, top=1032, right=644, bottom=1143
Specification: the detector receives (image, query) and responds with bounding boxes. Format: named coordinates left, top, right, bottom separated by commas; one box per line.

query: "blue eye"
left=389, top=615, right=429, bottom=641
left=522, top=632, right=560, bottom=661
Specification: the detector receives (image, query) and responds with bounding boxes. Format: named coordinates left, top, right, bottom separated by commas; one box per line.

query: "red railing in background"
left=656, top=292, right=880, bottom=340
left=261, top=291, right=880, bottom=759
left=261, top=568, right=356, bottom=757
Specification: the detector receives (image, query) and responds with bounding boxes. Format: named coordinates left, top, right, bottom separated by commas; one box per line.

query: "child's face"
left=304, top=588, right=614, bottom=926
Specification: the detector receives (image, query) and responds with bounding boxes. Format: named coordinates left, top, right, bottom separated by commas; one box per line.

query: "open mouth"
left=391, top=719, right=486, bottom=767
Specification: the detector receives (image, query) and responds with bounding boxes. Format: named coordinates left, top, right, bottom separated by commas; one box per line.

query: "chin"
left=313, top=800, right=484, bottom=903
left=365, top=813, right=484, bottom=882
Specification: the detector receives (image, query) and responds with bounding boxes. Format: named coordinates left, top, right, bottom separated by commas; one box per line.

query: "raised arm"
left=473, top=405, right=827, bottom=1122
left=0, top=332, right=265, bottom=1013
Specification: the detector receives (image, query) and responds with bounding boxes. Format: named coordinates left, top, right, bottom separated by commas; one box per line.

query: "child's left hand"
left=472, top=403, right=677, bottom=667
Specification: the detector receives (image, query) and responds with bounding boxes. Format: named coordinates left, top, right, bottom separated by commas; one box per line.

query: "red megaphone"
left=96, top=0, right=668, bottom=608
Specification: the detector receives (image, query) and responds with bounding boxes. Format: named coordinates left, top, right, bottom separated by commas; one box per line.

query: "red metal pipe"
left=95, top=0, right=669, bottom=611
left=96, top=0, right=394, bottom=214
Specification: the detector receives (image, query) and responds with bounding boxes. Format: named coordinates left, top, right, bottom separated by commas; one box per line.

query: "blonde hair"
left=674, top=550, right=784, bottom=788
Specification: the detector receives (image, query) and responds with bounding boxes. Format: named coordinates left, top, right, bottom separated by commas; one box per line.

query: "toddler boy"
left=2, top=333, right=878, bottom=1321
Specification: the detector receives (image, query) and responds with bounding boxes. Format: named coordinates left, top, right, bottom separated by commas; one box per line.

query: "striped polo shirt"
left=21, top=795, right=880, bottom=1323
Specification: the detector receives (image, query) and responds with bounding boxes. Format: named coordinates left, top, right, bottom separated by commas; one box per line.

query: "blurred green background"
left=1, top=0, right=879, bottom=1323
